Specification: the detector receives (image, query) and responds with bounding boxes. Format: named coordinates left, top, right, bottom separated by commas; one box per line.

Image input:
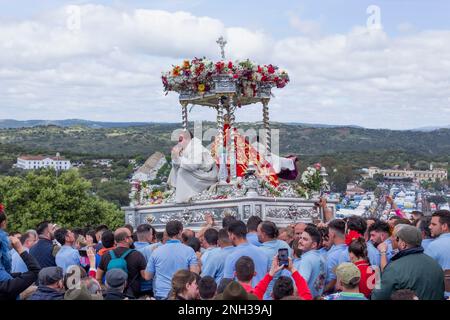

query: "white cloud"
left=287, top=12, right=321, bottom=37
left=397, top=22, right=415, bottom=33
left=0, top=4, right=449, bottom=129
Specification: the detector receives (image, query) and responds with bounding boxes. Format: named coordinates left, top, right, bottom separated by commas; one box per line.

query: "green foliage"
left=1, top=124, right=450, bottom=159
left=373, top=173, right=385, bottom=183
left=0, top=169, right=124, bottom=232
left=94, top=180, right=131, bottom=208
left=360, top=179, right=378, bottom=191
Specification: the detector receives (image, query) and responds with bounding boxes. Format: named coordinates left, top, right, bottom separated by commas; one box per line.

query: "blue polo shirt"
left=246, top=233, right=262, bottom=247
left=425, top=232, right=450, bottom=297
left=318, top=247, right=329, bottom=257
left=200, top=246, right=222, bottom=280
left=30, top=238, right=56, bottom=268
left=223, top=242, right=270, bottom=287
left=11, top=248, right=29, bottom=273
left=366, top=241, right=381, bottom=267
left=421, top=238, right=434, bottom=251
left=293, top=249, right=326, bottom=298
left=135, top=242, right=160, bottom=261
left=146, top=239, right=198, bottom=299
left=325, top=244, right=347, bottom=285
left=259, top=239, right=292, bottom=300
left=135, top=242, right=158, bottom=293
left=55, top=245, right=81, bottom=273
left=202, top=246, right=235, bottom=284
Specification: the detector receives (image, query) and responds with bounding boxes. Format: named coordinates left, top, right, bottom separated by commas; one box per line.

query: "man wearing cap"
left=104, top=269, right=129, bottom=300
left=371, top=224, right=445, bottom=300
left=29, top=267, right=65, bottom=300
left=323, top=262, right=367, bottom=300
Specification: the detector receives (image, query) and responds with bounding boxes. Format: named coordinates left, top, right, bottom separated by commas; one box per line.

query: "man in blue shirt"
left=317, top=226, right=332, bottom=257
left=202, top=228, right=234, bottom=284
left=246, top=216, right=262, bottom=247
left=11, top=231, right=38, bottom=273
left=134, top=224, right=158, bottom=296
left=368, top=220, right=396, bottom=267
left=417, top=216, right=434, bottom=251
left=30, top=221, right=57, bottom=268
left=257, top=221, right=291, bottom=299
left=324, top=219, right=347, bottom=293
left=55, top=228, right=81, bottom=274
left=425, top=210, right=450, bottom=297
left=223, top=220, right=270, bottom=288
left=295, top=225, right=326, bottom=298
left=200, top=228, right=222, bottom=280
left=144, top=220, right=199, bottom=300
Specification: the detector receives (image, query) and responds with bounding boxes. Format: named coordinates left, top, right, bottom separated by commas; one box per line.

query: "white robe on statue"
left=251, top=142, right=295, bottom=174
left=168, top=137, right=218, bottom=203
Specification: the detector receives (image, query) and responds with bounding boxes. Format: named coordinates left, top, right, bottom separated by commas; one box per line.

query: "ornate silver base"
left=122, top=196, right=337, bottom=231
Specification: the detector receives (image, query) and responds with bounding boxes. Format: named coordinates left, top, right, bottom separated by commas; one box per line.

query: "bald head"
left=114, top=228, right=132, bottom=246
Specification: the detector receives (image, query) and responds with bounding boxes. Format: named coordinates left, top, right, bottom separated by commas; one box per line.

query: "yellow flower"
left=172, top=66, right=181, bottom=76
left=198, top=83, right=206, bottom=92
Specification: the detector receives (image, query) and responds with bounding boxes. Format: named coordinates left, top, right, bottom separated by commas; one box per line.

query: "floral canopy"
left=162, top=57, right=289, bottom=99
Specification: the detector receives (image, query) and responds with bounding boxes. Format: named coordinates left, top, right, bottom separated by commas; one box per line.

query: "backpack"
left=106, top=249, right=134, bottom=274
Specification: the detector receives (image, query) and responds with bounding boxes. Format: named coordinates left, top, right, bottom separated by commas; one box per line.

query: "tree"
left=95, top=180, right=131, bottom=207
left=373, top=173, right=385, bottom=183
left=361, top=179, right=378, bottom=191
left=0, top=169, right=124, bottom=232
left=329, top=166, right=354, bottom=193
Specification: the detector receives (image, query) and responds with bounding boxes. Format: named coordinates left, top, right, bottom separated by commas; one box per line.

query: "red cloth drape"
left=211, top=124, right=279, bottom=187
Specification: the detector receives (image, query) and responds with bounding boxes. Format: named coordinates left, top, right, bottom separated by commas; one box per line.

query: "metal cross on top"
left=216, top=36, right=227, bottom=60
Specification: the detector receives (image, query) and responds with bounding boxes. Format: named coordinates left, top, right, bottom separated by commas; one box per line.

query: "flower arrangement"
left=162, top=57, right=289, bottom=97
left=300, top=163, right=329, bottom=193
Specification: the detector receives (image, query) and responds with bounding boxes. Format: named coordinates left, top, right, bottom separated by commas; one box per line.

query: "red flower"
left=267, top=64, right=275, bottom=74
left=0, top=203, right=4, bottom=213
left=257, top=66, right=262, bottom=73
left=228, top=61, right=233, bottom=69
left=345, top=230, right=363, bottom=246
left=233, top=74, right=239, bottom=79
left=215, top=61, right=225, bottom=72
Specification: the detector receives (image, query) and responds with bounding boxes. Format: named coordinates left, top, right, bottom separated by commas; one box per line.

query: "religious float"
left=122, top=37, right=337, bottom=230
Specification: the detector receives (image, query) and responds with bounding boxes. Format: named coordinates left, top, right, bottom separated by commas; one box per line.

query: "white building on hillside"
left=367, top=167, right=447, bottom=182
left=16, top=153, right=71, bottom=170
left=132, top=152, right=167, bottom=182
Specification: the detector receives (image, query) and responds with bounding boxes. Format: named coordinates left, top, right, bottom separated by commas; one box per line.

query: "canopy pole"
left=181, top=102, right=188, bottom=131
left=262, top=100, right=271, bottom=153
left=228, top=97, right=237, bottom=181
left=217, top=99, right=228, bottom=183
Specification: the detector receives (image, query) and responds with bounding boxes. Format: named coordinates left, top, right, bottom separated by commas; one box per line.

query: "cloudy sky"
left=1, top=0, right=450, bottom=129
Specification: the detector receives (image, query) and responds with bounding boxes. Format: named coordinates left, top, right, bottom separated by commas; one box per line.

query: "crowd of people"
left=0, top=202, right=449, bottom=301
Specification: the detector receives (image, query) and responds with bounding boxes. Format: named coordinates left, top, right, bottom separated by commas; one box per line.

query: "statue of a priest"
left=168, top=131, right=218, bottom=203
